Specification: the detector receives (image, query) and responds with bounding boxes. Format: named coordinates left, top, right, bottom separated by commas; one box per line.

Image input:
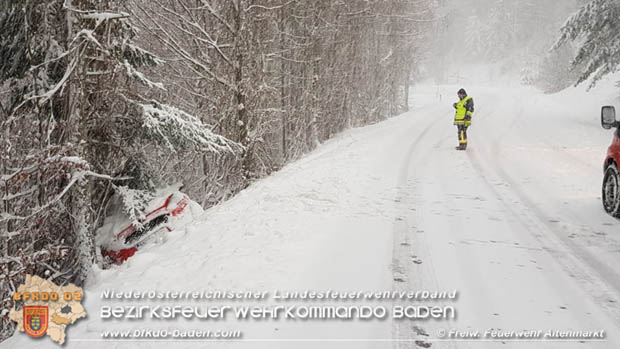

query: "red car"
left=601, top=106, right=620, bottom=217
left=100, top=192, right=191, bottom=264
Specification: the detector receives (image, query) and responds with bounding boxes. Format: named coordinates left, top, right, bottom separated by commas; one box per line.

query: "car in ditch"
left=99, top=189, right=200, bottom=264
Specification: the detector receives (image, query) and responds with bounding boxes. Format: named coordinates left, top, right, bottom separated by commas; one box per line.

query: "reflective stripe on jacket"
left=454, top=96, right=474, bottom=125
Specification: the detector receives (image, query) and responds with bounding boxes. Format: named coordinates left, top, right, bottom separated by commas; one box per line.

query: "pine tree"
left=0, top=0, right=240, bottom=339
left=536, top=43, right=582, bottom=92
left=465, top=14, right=491, bottom=60
left=555, top=0, right=620, bottom=87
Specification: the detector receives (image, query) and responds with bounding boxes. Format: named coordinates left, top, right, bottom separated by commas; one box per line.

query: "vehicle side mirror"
left=602, top=106, right=617, bottom=129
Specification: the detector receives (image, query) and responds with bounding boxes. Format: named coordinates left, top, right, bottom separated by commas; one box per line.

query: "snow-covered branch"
left=0, top=170, right=131, bottom=223
left=140, top=100, right=244, bottom=154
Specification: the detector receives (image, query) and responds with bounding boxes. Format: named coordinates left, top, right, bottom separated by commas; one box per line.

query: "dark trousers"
left=457, top=124, right=468, bottom=148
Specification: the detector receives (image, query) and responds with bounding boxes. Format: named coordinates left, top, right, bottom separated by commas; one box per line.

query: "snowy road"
left=4, top=83, right=620, bottom=349
left=391, top=84, right=620, bottom=348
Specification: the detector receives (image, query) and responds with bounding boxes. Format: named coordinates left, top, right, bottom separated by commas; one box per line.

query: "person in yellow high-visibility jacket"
left=453, top=88, right=474, bottom=150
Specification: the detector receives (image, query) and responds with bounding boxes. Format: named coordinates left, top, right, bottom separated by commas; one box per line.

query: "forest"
left=2, top=0, right=620, bottom=342
left=0, top=0, right=430, bottom=339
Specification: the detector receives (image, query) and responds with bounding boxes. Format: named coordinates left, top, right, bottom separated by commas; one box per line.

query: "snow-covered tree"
left=0, top=0, right=240, bottom=339
left=128, top=0, right=429, bottom=204
left=555, top=0, right=620, bottom=87
left=1, top=0, right=429, bottom=341
left=536, top=43, right=582, bottom=93
left=465, top=15, right=491, bottom=59
left=426, top=0, right=584, bottom=82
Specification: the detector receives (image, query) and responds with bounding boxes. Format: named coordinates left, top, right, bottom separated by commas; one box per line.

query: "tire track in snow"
left=391, top=109, right=456, bottom=349
left=466, top=146, right=620, bottom=325
left=391, top=104, right=495, bottom=349
left=469, top=91, right=620, bottom=312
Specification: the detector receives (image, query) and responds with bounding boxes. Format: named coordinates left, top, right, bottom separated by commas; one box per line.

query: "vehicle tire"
left=602, top=164, right=620, bottom=217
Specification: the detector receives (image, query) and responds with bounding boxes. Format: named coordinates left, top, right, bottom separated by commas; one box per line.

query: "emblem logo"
left=23, top=305, right=48, bottom=338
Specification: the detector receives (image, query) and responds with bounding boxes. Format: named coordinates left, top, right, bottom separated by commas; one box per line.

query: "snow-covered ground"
left=5, top=78, right=620, bottom=349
